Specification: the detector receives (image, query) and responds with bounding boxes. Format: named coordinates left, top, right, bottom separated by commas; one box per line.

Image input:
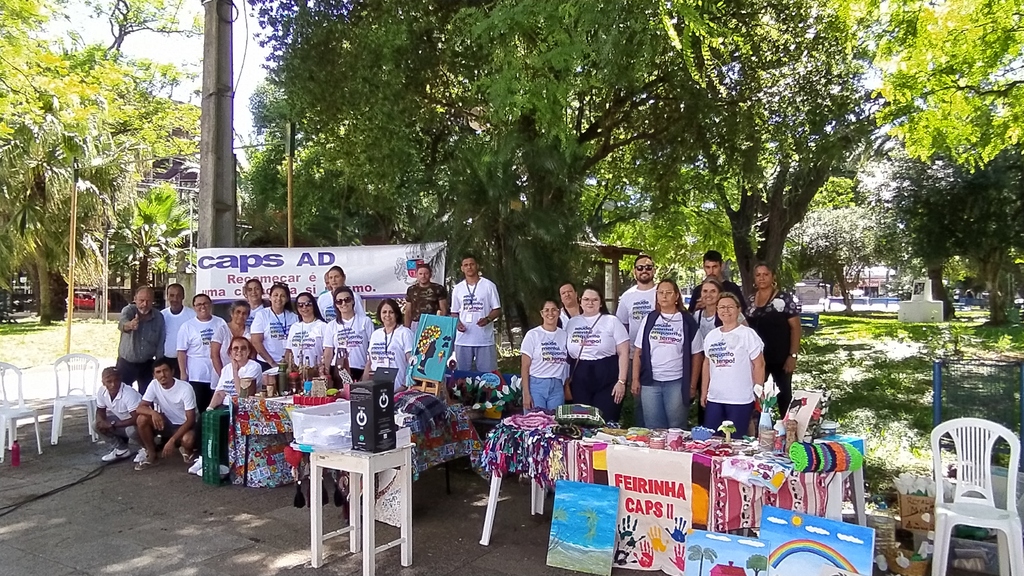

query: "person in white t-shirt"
left=161, top=283, right=195, bottom=378
left=367, top=299, right=415, bottom=391
left=565, top=286, right=630, bottom=423
left=316, top=266, right=366, bottom=322
left=243, top=278, right=268, bottom=330
left=211, top=300, right=252, bottom=375
left=209, top=336, right=263, bottom=408
left=615, top=254, right=657, bottom=427
left=250, top=283, right=298, bottom=367
left=449, top=255, right=502, bottom=372
left=176, top=293, right=228, bottom=413
left=135, top=358, right=197, bottom=470
left=286, top=291, right=329, bottom=370
left=94, top=366, right=142, bottom=462
left=521, top=299, right=569, bottom=410
left=701, top=292, right=765, bottom=434
left=695, top=277, right=747, bottom=341
left=324, top=286, right=375, bottom=382
left=630, top=280, right=703, bottom=429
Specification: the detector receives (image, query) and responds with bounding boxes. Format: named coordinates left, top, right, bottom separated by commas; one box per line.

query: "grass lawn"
left=0, top=317, right=121, bottom=367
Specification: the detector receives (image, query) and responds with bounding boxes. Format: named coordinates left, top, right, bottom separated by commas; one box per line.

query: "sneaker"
left=101, top=447, right=131, bottom=462
left=133, top=448, right=148, bottom=464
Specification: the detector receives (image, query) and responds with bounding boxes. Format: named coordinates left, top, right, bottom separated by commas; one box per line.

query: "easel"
left=409, top=376, right=452, bottom=494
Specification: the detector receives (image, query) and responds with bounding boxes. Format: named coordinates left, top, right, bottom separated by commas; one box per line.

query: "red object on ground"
left=11, top=440, right=20, bottom=467
left=283, top=445, right=303, bottom=468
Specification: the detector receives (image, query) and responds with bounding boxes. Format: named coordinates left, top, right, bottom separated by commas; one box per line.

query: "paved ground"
left=0, top=398, right=600, bottom=576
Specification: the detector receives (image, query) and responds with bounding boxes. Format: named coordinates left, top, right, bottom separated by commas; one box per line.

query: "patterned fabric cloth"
left=720, top=455, right=794, bottom=493
left=554, top=404, right=605, bottom=427
left=709, top=457, right=834, bottom=532
left=394, top=390, right=449, bottom=435
left=229, top=398, right=293, bottom=488
left=406, top=404, right=485, bottom=480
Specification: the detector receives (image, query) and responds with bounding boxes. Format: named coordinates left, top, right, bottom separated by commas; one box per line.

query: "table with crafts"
left=477, top=409, right=869, bottom=576
left=227, top=394, right=484, bottom=489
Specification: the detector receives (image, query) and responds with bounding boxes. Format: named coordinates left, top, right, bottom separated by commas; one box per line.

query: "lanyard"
left=381, top=327, right=395, bottom=364
left=272, top=310, right=291, bottom=338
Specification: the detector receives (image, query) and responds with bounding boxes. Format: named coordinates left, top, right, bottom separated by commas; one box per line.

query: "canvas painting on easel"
left=410, top=314, right=457, bottom=385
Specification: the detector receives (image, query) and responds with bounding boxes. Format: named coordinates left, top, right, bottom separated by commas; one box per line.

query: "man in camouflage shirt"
left=403, top=262, right=449, bottom=333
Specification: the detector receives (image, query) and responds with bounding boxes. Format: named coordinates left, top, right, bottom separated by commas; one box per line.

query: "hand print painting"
left=547, top=480, right=620, bottom=576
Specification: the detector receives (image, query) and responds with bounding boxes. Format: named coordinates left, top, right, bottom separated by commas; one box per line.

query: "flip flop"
left=180, top=448, right=196, bottom=464
left=135, top=460, right=154, bottom=471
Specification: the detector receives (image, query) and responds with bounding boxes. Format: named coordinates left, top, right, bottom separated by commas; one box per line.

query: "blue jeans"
left=528, top=376, right=565, bottom=410
left=455, top=345, right=498, bottom=372
left=640, top=378, right=688, bottom=429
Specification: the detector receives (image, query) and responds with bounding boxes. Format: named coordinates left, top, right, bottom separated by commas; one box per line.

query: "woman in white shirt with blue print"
left=367, top=299, right=415, bottom=392
left=521, top=298, right=569, bottom=410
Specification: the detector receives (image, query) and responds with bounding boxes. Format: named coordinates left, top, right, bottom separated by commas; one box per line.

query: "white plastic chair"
left=0, top=362, right=42, bottom=462
left=931, top=417, right=1024, bottom=576
left=51, top=353, right=100, bottom=445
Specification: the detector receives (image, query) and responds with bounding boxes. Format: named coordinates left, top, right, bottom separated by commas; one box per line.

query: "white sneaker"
left=101, top=447, right=131, bottom=462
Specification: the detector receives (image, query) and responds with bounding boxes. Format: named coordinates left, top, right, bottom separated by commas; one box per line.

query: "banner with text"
left=606, top=446, right=693, bottom=575
left=195, top=243, right=446, bottom=302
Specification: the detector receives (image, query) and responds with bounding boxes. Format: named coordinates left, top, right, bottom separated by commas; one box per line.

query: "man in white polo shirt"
left=161, top=283, right=195, bottom=378
left=450, top=254, right=502, bottom=372
left=94, top=366, right=142, bottom=462
left=135, top=358, right=197, bottom=470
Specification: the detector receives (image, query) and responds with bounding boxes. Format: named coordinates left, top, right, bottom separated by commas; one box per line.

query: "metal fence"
left=933, top=359, right=1024, bottom=442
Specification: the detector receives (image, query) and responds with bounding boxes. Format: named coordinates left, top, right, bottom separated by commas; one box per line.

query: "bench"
left=799, top=312, right=820, bottom=330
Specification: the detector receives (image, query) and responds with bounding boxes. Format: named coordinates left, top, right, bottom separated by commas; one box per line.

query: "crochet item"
left=789, top=441, right=863, bottom=473
left=504, top=411, right=557, bottom=430
left=555, top=404, right=606, bottom=427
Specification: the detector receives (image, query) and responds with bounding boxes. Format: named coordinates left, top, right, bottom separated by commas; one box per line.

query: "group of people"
left=520, top=251, right=802, bottom=432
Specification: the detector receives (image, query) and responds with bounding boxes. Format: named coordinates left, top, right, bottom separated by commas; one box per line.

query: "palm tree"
left=688, top=544, right=718, bottom=576
left=580, top=508, right=600, bottom=543
left=112, top=182, right=189, bottom=290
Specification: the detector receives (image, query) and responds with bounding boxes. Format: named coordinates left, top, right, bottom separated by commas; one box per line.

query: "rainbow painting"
left=759, top=506, right=874, bottom=576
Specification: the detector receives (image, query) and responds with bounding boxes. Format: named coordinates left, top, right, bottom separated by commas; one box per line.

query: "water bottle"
left=11, top=440, right=20, bottom=467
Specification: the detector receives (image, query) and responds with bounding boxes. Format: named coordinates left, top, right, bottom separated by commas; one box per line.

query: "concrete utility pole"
left=198, top=0, right=236, bottom=249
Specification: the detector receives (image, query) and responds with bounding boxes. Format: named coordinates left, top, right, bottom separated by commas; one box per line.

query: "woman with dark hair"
left=564, top=285, right=630, bottom=422
left=243, top=278, right=268, bottom=329
left=521, top=298, right=569, bottom=410
left=324, top=286, right=374, bottom=382
left=176, top=293, right=227, bottom=413
left=558, top=282, right=581, bottom=328
left=367, top=299, right=415, bottom=391
left=251, top=283, right=298, bottom=367
left=630, top=279, right=702, bottom=429
left=701, top=292, right=765, bottom=432
left=695, top=277, right=748, bottom=341
left=745, top=262, right=801, bottom=415
left=285, top=291, right=329, bottom=370
left=211, top=300, right=252, bottom=375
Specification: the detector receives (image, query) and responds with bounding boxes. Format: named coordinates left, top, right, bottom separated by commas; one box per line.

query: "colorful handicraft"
left=788, top=441, right=863, bottom=473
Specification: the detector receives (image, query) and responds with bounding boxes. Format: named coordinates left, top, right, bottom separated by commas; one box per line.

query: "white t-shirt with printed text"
left=211, top=323, right=251, bottom=369
left=286, top=319, right=329, bottom=367
left=615, top=286, right=657, bottom=343
left=317, top=289, right=366, bottom=323
left=368, top=325, right=415, bottom=391
left=450, top=277, right=501, bottom=347
left=97, top=384, right=143, bottom=421
left=521, top=326, right=569, bottom=380
left=565, top=314, right=629, bottom=361
left=250, top=307, right=299, bottom=363
left=162, top=306, right=196, bottom=358
left=246, top=304, right=264, bottom=330
left=326, top=314, right=375, bottom=370
left=176, top=316, right=228, bottom=384
left=634, top=312, right=704, bottom=382
left=214, top=360, right=263, bottom=404
left=703, top=325, right=764, bottom=405
left=142, top=378, right=197, bottom=426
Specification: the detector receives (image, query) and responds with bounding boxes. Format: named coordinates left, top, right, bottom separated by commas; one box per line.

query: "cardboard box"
left=350, top=378, right=396, bottom=453
left=898, top=493, right=935, bottom=531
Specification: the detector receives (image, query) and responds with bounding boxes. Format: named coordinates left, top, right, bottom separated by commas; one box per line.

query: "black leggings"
left=765, top=362, right=793, bottom=418
left=570, top=355, right=622, bottom=423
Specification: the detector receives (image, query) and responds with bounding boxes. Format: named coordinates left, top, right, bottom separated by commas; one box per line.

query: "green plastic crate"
left=201, top=407, right=230, bottom=486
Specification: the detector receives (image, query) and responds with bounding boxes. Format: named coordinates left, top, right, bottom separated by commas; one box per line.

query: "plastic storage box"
left=291, top=401, right=352, bottom=451
left=201, top=407, right=230, bottom=485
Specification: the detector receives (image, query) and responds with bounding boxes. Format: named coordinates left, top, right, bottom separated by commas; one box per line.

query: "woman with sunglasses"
left=251, top=283, right=298, bottom=369
left=210, top=300, right=251, bottom=377
left=285, top=291, right=329, bottom=371
left=324, top=286, right=374, bottom=382
left=630, top=280, right=702, bottom=429
left=521, top=298, right=569, bottom=410
left=209, top=336, right=262, bottom=408
left=564, top=285, right=630, bottom=423
left=367, top=299, right=415, bottom=391
left=701, top=292, right=765, bottom=434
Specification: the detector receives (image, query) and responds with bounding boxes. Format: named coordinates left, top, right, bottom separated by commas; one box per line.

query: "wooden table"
left=309, top=444, right=414, bottom=575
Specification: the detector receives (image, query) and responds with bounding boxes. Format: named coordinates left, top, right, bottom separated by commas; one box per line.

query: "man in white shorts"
left=94, top=366, right=142, bottom=462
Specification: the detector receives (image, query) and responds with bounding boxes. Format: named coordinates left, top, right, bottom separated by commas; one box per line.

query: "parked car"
left=72, top=292, right=96, bottom=310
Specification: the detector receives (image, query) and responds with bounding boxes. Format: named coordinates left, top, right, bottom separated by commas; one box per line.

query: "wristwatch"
left=790, top=353, right=799, bottom=359
left=615, top=379, right=626, bottom=386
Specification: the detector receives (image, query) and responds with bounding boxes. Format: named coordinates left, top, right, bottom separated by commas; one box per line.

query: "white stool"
left=310, top=444, right=414, bottom=574
left=479, top=472, right=547, bottom=546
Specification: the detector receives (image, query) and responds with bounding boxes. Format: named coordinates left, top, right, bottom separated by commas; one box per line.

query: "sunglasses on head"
left=335, top=297, right=353, bottom=304
left=635, top=264, right=654, bottom=271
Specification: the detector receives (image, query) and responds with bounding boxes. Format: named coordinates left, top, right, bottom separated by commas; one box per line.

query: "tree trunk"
left=836, top=270, right=853, bottom=314
left=33, top=247, right=53, bottom=326
left=981, top=257, right=1008, bottom=325
left=925, top=261, right=954, bottom=320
